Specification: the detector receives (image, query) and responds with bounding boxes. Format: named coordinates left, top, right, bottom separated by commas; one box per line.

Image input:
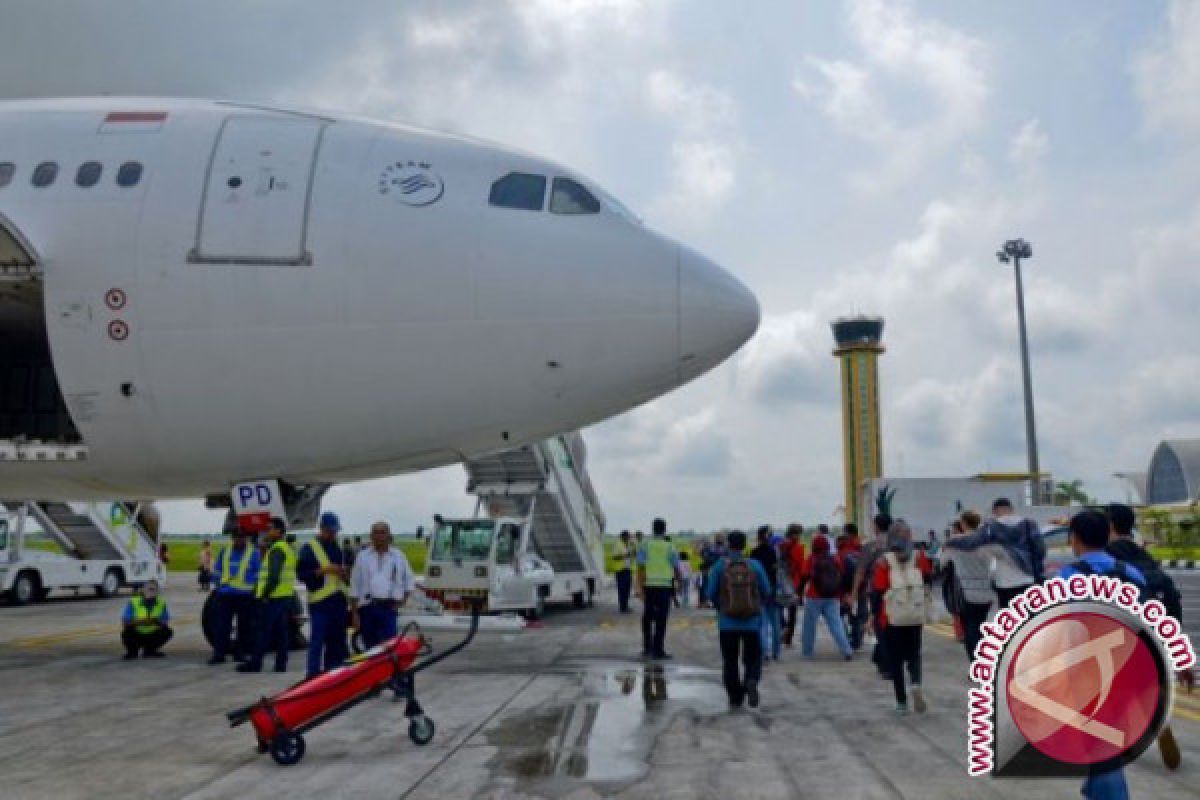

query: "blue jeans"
left=801, top=597, right=853, bottom=657
left=759, top=601, right=782, bottom=659
left=358, top=601, right=398, bottom=650
left=1082, top=768, right=1128, bottom=800
left=306, top=600, right=348, bottom=677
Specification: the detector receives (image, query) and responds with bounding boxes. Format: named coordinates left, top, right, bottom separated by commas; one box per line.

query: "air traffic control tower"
left=832, top=316, right=885, bottom=527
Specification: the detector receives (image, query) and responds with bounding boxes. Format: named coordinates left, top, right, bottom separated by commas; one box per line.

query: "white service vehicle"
left=0, top=501, right=165, bottom=604
left=423, top=432, right=606, bottom=619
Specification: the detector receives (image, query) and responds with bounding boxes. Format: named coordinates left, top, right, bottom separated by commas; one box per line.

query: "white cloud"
left=1133, top=0, right=1200, bottom=134
left=798, top=0, right=989, bottom=191
left=1009, top=118, right=1049, bottom=169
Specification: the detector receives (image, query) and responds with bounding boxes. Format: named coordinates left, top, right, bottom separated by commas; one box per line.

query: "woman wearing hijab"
left=871, top=520, right=933, bottom=714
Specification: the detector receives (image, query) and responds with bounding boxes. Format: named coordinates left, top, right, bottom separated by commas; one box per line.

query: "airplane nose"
left=678, top=246, right=761, bottom=376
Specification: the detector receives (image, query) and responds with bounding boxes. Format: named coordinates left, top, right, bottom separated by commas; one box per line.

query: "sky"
left=3, top=0, right=1199, bottom=535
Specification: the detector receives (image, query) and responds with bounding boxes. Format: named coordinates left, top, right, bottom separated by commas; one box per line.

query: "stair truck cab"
left=422, top=433, right=606, bottom=618
left=0, top=501, right=165, bottom=605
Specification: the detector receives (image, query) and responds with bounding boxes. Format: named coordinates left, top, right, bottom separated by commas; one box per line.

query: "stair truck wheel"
left=96, top=568, right=122, bottom=598
left=408, top=716, right=436, bottom=746
left=10, top=571, right=39, bottom=606
left=269, top=732, right=306, bottom=766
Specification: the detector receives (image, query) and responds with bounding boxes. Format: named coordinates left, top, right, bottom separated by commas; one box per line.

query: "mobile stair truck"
left=421, top=432, right=607, bottom=622
left=0, top=501, right=165, bottom=604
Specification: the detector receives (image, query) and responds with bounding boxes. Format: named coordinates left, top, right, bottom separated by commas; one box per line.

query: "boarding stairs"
left=5, top=501, right=158, bottom=562
left=463, top=433, right=604, bottom=578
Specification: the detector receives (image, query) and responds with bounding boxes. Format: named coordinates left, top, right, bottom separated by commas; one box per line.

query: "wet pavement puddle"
left=487, top=664, right=728, bottom=784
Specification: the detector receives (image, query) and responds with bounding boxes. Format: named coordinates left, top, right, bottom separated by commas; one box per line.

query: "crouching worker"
left=121, top=580, right=172, bottom=659
left=706, top=530, right=772, bottom=709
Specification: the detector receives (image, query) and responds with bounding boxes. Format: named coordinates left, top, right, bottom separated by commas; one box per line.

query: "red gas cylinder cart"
left=227, top=603, right=480, bottom=766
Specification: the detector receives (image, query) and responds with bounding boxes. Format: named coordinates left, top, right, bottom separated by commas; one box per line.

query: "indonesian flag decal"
left=99, top=111, right=167, bottom=134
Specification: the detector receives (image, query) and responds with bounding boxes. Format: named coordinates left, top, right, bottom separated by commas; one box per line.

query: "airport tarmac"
left=3, top=583, right=1200, bottom=800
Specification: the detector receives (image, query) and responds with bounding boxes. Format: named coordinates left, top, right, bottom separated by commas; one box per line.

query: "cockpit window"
left=549, top=177, right=600, bottom=215
left=489, top=172, right=546, bottom=211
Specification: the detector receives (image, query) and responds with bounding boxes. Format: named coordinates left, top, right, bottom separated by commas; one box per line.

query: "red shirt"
left=780, top=539, right=806, bottom=589
left=871, top=551, right=932, bottom=628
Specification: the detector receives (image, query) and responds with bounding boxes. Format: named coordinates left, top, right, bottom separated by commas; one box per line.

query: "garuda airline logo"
left=378, top=161, right=444, bottom=206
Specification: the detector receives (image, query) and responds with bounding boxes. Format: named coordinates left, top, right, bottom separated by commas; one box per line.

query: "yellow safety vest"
left=219, top=544, right=255, bottom=592
left=305, top=539, right=345, bottom=604
left=129, top=596, right=166, bottom=635
left=642, top=537, right=676, bottom=588
left=256, top=540, right=297, bottom=600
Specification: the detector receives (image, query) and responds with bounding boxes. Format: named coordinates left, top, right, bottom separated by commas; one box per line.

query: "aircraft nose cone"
left=678, top=246, right=760, bottom=378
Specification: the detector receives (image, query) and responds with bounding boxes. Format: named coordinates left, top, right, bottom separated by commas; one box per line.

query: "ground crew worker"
left=615, top=530, right=635, bottom=613
left=298, top=511, right=350, bottom=678
left=637, top=517, right=679, bottom=660
left=207, top=529, right=261, bottom=665
left=121, top=580, right=172, bottom=659
left=238, top=517, right=296, bottom=673
left=349, top=521, right=414, bottom=649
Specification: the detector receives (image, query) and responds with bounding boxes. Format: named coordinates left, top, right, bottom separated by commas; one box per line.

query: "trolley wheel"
left=408, top=716, right=436, bottom=746
left=269, top=732, right=306, bottom=766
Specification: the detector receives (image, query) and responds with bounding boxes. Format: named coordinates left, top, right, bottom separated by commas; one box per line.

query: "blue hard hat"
left=319, top=511, right=341, bottom=532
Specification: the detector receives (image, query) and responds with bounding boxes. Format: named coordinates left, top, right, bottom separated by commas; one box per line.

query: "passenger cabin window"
left=549, top=177, right=600, bottom=215
left=116, top=161, right=143, bottom=188
left=0, top=163, right=13, bottom=188
left=31, top=162, right=58, bottom=188
left=489, top=172, right=546, bottom=211
left=75, top=161, right=103, bottom=188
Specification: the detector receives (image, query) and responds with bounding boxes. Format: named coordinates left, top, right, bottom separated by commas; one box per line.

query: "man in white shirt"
left=350, top=521, right=414, bottom=648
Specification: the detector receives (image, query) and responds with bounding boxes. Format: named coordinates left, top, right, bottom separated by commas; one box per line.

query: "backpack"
left=840, top=551, right=861, bottom=594
left=1107, top=540, right=1183, bottom=620
left=812, top=554, right=842, bottom=598
left=1071, top=558, right=1151, bottom=605
left=884, top=553, right=927, bottom=626
left=719, top=558, right=761, bottom=619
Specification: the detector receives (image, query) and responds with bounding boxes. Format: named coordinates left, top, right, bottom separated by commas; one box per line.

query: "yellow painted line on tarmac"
left=8, top=615, right=197, bottom=649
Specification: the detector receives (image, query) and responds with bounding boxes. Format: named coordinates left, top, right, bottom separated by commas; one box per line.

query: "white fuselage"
left=0, top=98, right=758, bottom=500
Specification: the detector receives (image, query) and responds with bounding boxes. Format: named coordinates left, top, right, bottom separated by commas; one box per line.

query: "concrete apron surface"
left=2, top=585, right=1199, bottom=800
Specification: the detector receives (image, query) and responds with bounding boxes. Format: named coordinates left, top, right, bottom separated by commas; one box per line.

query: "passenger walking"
left=1061, top=510, right=1146, bottom=800
left=676, top=552, right=693, bottom=608
left=942, top=510, right=995, bottom=660
left=208, top=529, right=261, bottom=665
left=615, top=530, right=635, bottom=613
left=837, top=524, right=865, bottom=649
left=298, top=511, right=350, bottom=678
left=706, top=530, right=771, bottom=709
left=872, top=521, right=933, bottom=714
left=238, top=517, right=297, bottom=673
left=943, top=497, right=1045, bottom=610
left=850, top=514, right=892, bottom=677
left=780, top=525, right=805, bottom=646
left=120, top=580, right=172, bottom=659
left=750, top=526, right=782, bottom=661
left=799, top=532, right=853, bottom=659
left=637, top=518, right=679, bottom=660
left=350, top=521, right=415, bottom=649
left=197, top=539, right=214, bottom=591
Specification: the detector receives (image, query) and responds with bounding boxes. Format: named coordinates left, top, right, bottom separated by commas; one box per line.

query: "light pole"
left=996, top=238, right=1042, bottom=505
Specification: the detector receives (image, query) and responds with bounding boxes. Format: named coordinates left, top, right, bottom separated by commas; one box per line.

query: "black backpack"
left=812, top=555, right=842, bottom=598
left=1107, top=540, right=1184, bottom=620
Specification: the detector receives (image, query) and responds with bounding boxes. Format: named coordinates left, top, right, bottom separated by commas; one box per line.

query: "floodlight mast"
left=996, top=238, right=1042, bottom=505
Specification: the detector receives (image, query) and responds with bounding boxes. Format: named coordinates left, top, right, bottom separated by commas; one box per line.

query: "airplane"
left=0, top=97, right=759, bottom=525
